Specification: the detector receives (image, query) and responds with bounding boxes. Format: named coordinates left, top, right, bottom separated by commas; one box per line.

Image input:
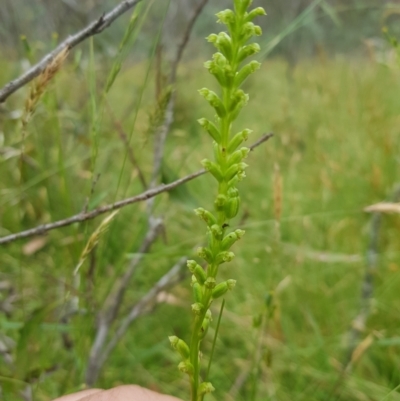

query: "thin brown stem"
left=0, top=134, right=273, bottom=246
left=0, top=170, right=204, bottom=245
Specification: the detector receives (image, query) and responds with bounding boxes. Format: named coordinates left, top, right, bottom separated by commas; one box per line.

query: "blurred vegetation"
left=0, top=1, right=400, bottom=401
left=2, top=0, right=400, bottom=61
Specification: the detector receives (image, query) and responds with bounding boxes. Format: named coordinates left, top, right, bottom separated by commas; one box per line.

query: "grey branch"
left=85, top=217, right=163, bottom=385
left=146, top=84, right=175, bottom=215
left=344, top=184, right=400, bottom=368
left=0, top=133, right=273, bottom=246
left=0, top=0, right=144, bottom=103
left=0, top=170, right=204, bottom=245
left=95, top=256, right=188, bottom=380
left=328, top=184, right=400, bottom=399
left=169, top=0, right=210, bottom=83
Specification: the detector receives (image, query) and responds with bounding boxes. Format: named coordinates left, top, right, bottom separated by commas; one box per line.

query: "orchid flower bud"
left=191, top=302, right=204, bottom=315
left=227, top=147, right=250, bottom=165
left=214, top=194, right=227, bottom=212
left=197, top=247, right=213, bottom=264
left=199, top=382, right=215, bottom=395
left=221, top=229, right=245, bottom=250
left=198, top=88, right=226, bottom=118
left=229, top=89, right=248, bottom=112
left=228, top=129, right=252, bottom=152
left=202, top=159, right=224, bottom=182
left=204, top=277, right=216, bottom=289
left=178, top=361, right=194, bottom=375
left=204, top=60, right=227, bottom=87
left=229, top=91, right=249, bottom=120
left=240, top=22, right=262, bottom=43
left=187, top=261, right=207, bottom=285
left=216, top=9, right=236, bottom=33
left=225, top=195, right=240, bottom=219
left=198, top=118, right=221, bottom=142
left=169, top=336, right=190, bottom=360
left=194, top=208, right=218, bottom=227
left=208, top=32, right=234, bottom=62
left=193, top=282, right=204, bottom=303
left=238, top=43, right=260, bottom=63
left=245, top=7, right=267, bottom=22
left=210, top=224, right=223, bottom=240
left=212, top=279, right=237, bottom=299
left=235, top=60, right=261, bottom=87
left=216, top=251, right=235, bottom=264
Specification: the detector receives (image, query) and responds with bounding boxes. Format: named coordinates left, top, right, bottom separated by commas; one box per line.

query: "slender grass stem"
left=206, top=298, right=225, bottom=382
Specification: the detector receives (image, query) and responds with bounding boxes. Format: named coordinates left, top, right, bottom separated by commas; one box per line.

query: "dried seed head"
left=22, top=46, right=69, bottom=128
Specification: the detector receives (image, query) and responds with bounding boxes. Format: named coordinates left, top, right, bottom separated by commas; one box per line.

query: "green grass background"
left=0, top=41, right=400, bottom=401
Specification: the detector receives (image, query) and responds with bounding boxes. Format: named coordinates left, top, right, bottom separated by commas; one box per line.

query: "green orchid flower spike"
left=169, top=1, right=265, bottom=400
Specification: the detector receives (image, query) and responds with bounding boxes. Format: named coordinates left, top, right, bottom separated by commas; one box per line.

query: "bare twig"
left=0, top=0, right=144, bottom=103
left=148, top=95, right=175, bottom=193
left=0, top=170, right=204, bottom=245
left=248, top=132, right=274, bottom=151
left=106, top=218, right=162, bottom=323
left=327, top=184, right=400, bottom=400
left=344, top=184, right=400, bottom=367
left=169, top=0, right=209, bottom=84
left=94, top=256, right=188, bottom=377
left=0, top=134, right=273, bottom=246
left=85, top=217, right=163, bottom=385
left=85, top=1, right=211, bottom=384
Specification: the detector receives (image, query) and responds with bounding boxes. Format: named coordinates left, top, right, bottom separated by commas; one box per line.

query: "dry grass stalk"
left=22, top=46, right=69, bottom=129
left=67, top=210, right=119, bottom=317
left=273, top=163, right=283, bottom=239
left=364, top=202, right=400, bottom=213
left=345, top=333, right=375, bottom=373
left=74, top=210, right=119, bottom=275
left=273, top=163, right=282, bottom=222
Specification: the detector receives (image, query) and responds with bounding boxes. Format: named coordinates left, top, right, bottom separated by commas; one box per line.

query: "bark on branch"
left=0, top=0, right=144, bottom=103
left=85, top=256, right=188, bottom=385
left=0, top=133, right=273, bottom=246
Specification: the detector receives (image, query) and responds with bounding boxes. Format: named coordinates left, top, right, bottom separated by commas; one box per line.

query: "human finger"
left=76, top=385, right=182, bottom=401
left=52, top=388, right=103, bottom=401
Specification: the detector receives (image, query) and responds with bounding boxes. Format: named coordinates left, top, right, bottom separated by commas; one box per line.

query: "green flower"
left=169, top=1, right=265, bottom=399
